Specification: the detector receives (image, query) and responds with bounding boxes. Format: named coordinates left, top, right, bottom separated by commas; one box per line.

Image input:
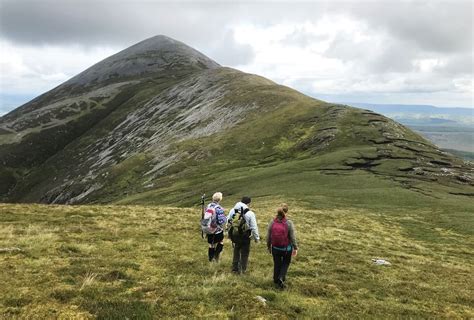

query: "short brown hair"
left=280, top=203, right=288, bottom=213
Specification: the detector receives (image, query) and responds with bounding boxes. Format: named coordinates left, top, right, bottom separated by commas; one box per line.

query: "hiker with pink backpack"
left=201, top=192, right=227, bottom=262
left=266, top=204, right=298, bottom=289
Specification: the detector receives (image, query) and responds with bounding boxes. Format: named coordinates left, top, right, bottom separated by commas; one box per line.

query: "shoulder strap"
left=239, top=207, right=250, bottom=220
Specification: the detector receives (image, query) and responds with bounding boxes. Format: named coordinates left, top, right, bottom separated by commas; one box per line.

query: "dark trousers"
left=232, top=241, right=251, bottom=273
left=272, top=249, right=292, bottom=283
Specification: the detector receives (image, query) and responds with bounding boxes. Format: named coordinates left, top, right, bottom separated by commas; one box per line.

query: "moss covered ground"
left=1, top=197, right=472, bottom=319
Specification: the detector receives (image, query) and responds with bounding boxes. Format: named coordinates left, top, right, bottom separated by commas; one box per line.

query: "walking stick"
left=201, top=194, right=205, bottom=239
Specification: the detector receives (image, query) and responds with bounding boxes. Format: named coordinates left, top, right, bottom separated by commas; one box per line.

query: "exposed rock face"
left=0, top=81, right=138, bottom=144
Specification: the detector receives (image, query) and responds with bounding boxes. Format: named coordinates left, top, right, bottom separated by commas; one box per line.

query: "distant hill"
left=347, top=103, right=473, bottom=118
left=1, top=36, right=472, bottom=206
left=346, top=102, right=474, bottom=155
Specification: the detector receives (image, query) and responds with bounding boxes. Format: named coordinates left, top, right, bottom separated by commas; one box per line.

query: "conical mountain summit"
left=64, top=35, right=220, bottom=86
left=0, top=35, right=472, bottom=205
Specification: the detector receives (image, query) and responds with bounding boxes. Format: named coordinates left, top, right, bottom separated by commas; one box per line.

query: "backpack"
left=201, top=203, right=226, bottom=235
left=271, top=218, right=289, bottom=247
left=201, top=205, right=218, bottom=235
left=229, top=207, right=250, bottom=242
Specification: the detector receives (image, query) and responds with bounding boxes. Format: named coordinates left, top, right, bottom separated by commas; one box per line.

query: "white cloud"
left=413, top=59, right=445, bottom=73
left=230, top=15, right=473, bottom=107
left=0, top=40, right=117, bottom=95
left=453, top=78, right=473, bottom=94
left=0, top=1, right=472, bottom=111
left=205, top=29, right=254, bottom=66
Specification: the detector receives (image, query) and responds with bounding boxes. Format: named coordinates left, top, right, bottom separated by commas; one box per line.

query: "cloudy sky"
left=0, top=0, right=472, bottom=115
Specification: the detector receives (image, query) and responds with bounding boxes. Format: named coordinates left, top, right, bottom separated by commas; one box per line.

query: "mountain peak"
left=64, top=35, right=220, bottom=86
left=125, top=35, right=188, bottom=53
left=117, top=35, right=211, bottom=61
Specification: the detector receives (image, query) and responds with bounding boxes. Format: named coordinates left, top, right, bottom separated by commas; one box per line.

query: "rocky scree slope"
left=0, top=35, right=472, bottom=204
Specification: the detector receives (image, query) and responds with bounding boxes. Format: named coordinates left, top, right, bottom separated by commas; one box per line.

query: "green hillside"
left=2, top=67, right=472, bottom=207
left=1, top=36, right=472, bottom=207
left=1, top=201, right=472, bottom=319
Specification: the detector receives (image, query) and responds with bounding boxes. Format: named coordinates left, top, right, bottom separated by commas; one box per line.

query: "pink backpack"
left=201, top=206, right=217, bottom=235
left=271, top=218, right=289, bottom=247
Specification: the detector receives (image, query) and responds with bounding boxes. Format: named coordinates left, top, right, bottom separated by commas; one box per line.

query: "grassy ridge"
left=101, top=76, right=471, bottom=210
left=1, top=202, right=472, bottom=319
left=2, top=67, right=471, bottom=207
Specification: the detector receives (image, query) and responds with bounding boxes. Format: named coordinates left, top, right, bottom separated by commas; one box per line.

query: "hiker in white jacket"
left=227, top=196, right=260, bottom=274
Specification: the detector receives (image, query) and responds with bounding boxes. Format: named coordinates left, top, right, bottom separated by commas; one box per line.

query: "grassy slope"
left=1, top=68, right=472, bottom=318
left=98, top=70, right=472, bottom=210
left=107, top=71, right=473, bottom=230
left=1, top=201, right=472, bottom=319
left=2, top=67, right=471, bottom=208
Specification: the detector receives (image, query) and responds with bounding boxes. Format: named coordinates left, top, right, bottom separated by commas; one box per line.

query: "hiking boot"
left=215, top=243, right=223, bottom=262
left=208, top=248, right=215, bottom=262
left=277, top=278, right=285, bottom=289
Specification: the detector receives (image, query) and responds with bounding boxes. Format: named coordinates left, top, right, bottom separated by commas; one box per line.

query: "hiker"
left=203, top=192, right=227, bottom=262
left=267, top=205, right=298, bottom=289
left=227, top=196, right=260, bottom=274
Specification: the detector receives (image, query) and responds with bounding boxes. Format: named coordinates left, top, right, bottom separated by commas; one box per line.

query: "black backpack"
left=228, top=207, right=251, bottom=242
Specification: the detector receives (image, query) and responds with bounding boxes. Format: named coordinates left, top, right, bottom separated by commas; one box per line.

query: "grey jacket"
left=245, top=210, right=260, bottom=241
left=266, top=218, right=298, bottom=250
left=228, top=202, right=260, bottom=241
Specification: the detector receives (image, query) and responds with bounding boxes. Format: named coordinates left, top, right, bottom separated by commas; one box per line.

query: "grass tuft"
left=0, top=202, right=472, bottom=318
left=80, top=272, right=98, bottom=291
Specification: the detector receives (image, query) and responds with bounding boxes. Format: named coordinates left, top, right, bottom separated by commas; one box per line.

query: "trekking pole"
left=201, top=194, right=205, bottom=239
